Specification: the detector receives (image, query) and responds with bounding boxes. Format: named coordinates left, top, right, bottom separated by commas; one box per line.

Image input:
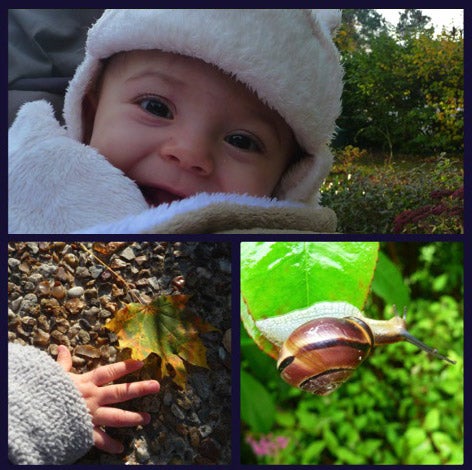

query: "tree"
left=396, top=9, right=433, bottom=39
left=336, top=9, right=387, bottom=52
left=335, top=10, right=463, bottom=158
left=406, top=30, right=464, bottom=152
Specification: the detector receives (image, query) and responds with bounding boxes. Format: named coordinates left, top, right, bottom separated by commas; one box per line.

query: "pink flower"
left=245, top=433, right=290, bottom=457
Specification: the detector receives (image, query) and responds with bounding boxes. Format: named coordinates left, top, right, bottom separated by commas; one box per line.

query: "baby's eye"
left=139, top=97, right=173, bottom=119
left=225, top=134, right=263, bottom=153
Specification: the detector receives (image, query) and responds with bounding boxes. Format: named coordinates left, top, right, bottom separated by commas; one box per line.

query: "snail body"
left=255, top=302, right=455, bottom=395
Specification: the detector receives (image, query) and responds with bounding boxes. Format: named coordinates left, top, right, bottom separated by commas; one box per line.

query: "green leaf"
left=404, top=427, right=427, bottom=448
left=275, top=410, right=296, bottom=428
left=297, top=407, right=319, bottom=433
left=437, top=379, right=458, bottom=396
left=241, top=369, right=276, bottom=433
left=301, top=441, right=325, bottom=464
left=241, top=242, right=379, bottom=355
left=337, top=447, right=365, bottom=464
left=323, top=426, right=340, bottom=456
left=431, top=431, right=454, bottom=459
left=358, top=439, right=383, bottom=457
left=424, top=408, right=440, bottom=432
left=371, top=250, right=410, bottom=308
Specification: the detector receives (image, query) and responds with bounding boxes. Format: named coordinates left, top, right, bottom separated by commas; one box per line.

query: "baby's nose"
left=161, top=138, right=214, bottom=176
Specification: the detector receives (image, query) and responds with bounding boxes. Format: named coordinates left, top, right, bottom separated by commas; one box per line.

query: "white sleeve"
left=8, top=343, right=94, bottom=464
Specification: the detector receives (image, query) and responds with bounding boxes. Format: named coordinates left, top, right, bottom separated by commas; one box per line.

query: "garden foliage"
left=241, top=242, right=463, bottom=465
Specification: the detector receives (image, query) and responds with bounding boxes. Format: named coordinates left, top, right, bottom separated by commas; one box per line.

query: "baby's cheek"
left=92, top=135, right=136, bottom=172
left=227, top=170, right=277, bottom=197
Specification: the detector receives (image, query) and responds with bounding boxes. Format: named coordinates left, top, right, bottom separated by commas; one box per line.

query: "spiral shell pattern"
left=277, top=316, right=374, bottom=395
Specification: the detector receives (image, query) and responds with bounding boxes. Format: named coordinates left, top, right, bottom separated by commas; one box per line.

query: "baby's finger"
left=93, top=407, right=151, bottom=427
left=56, top=345, right=72, bottom=372
left=90, top=359, right=145, bottom=386
left=99, top=380, right=160, bottom=406
left=93, top=427, right=124, bottom=454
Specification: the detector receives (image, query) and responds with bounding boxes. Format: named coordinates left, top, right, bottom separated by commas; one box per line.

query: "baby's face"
left=87, top=50, right=296, bottom=206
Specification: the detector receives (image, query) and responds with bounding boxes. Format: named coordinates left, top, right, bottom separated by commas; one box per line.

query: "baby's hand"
left=56, top=345, right=159, bottom=454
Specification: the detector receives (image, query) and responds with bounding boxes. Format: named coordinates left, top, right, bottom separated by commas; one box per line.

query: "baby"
left=8, top=9, right=343, bottom=234
left=84, top=50, right=298, bottom=205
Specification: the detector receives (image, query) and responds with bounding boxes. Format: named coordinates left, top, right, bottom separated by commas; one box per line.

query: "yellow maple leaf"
left=105, top=295, right=218, bottom=388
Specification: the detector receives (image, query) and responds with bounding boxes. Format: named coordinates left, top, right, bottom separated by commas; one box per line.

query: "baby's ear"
left=81, top=91, right=99, bottom=144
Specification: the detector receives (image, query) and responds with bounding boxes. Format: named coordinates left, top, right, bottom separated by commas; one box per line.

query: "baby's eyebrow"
left=125, top=70, right=186, bottom=88
left=124, top=68, right=285, bottom=145
left=244, top=108, right=284, bottom=145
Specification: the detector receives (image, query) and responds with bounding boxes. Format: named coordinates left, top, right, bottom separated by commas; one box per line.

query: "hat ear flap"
left=274, top=146, right=334, bottom=204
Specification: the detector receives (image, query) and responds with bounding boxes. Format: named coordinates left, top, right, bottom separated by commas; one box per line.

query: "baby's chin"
left=140, top=185, right=185, bottom=207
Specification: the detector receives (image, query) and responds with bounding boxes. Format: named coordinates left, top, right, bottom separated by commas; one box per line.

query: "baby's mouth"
left=140, top=185, right=185, bottom=207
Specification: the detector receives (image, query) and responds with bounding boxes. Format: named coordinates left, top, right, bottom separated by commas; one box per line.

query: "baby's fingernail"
left=117, top=444, right=124, bottom=453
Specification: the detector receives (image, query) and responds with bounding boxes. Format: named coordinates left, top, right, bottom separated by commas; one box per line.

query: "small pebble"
left=68, top=286, right=85, bottom=297
left=163, top=391, right=173, bottom=407
left=196, top=267, right=212, bottom=279
left=148, top=277, right=161, bottom=290
left=74, top=344, right=101, bottom=359
left=218, top=259, right=231, bottom=274
left=33, top=329, right=50, bottom=347
left=110, top=258, right=128, bottom=269
left=65, top=298, right=85, bottom=314
left=10, top=297, right=23, bottom=312
left=89, top=266, right=104, bottom=278
left=72, top=355, right=86, bottom=367
left=199, top=424, right=213, bottom=439
left=39, top=263, right=57, bottom=276
left=171, top=404, right=185, bottom=420
left=120, top=246, right=136, bottom=261
left=28, top=273, right=43, bottom=284
left=24, top=293, right=38, bottom=303
left=75, top=266, right=91, bottom=278
left=222, top=329, right=231, bottom=353
left=7, top=241, right=231, bottom=465
left=52, top=284, right=66, bottom=300
left=26, top=242, right=39, bottom=254
left=63, top=253, right=79, bottom=268
left=135, top=439, right=151, bottom=463
left=77, top=330, right=91, bottom=344
left=135, top=255, right=148, bottom=265
left=8, top=258, right=20, bottom=269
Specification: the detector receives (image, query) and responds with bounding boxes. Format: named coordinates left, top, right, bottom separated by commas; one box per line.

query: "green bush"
left=321, top=152, right=463, bottom=233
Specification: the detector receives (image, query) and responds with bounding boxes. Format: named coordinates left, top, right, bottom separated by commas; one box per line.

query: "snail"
left=255, top=301, right=455, bottom=396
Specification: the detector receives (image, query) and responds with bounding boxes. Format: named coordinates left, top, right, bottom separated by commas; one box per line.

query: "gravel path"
left=8, top=241, right=231, bottom=464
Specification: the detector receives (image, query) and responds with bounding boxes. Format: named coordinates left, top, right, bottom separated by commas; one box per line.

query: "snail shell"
left=256, top=302, right=361, bottom=347
left=278, top=315, right=373, bottom=395
left=255, top=301, right=455, bottom=395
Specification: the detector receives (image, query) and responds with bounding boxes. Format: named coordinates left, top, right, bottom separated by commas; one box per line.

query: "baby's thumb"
left=56, top=345, right=73, bottom=372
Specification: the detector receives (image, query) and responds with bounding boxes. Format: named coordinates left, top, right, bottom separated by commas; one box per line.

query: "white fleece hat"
left=63, top=9, right=343, bottom=204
